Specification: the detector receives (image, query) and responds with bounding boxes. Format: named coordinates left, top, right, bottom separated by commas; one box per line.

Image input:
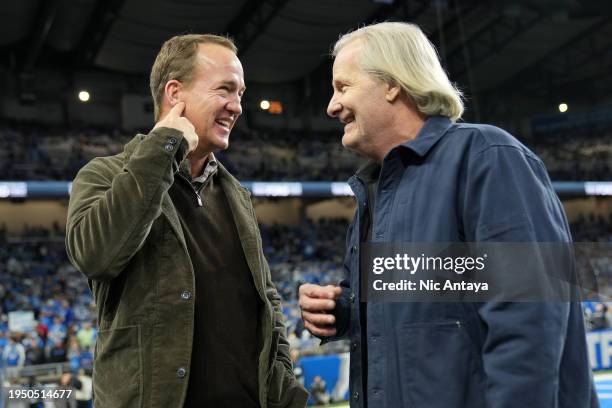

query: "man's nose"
left=327, top=96, right=341, bottom=118
left=227, top=97, right=242, bottom=116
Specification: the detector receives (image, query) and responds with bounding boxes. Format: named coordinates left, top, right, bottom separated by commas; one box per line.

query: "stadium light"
left=268, top=101, right=283, bottom=114
left=558, top=103, right=568, bottom=113
left=78, top=90, right=90, bottom=102
left=260, top=100, right=270, bottom=110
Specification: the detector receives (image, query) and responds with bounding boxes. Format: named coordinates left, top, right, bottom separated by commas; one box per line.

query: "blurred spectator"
left=46, top=339, right=67, bottom=363
left=24, top=335, right=45, bottom=365
left=76, top=321, right=96, bottom=351
left=309, top=375, right=330, bottom=406
left=74, top=368, right=93, bottom=408
left=291, top=349, right=304, bottom=386
left=2, top=334, right=26, bottom=368
left=590, top=303, right=609, bottom=331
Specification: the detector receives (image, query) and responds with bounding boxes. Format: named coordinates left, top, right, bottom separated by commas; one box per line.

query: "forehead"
left=194, top=43, right=245, bottom=85
left=332, top=40, right=364, bottom=79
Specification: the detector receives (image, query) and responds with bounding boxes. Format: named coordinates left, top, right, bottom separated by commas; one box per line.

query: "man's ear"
left=164, top=79, right=182, bottom=106
left=385, top=82, right=401, bottom=103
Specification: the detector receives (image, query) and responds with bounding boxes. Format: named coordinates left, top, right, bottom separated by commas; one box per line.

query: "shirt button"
left=353, top=391, right=359, bottom=400
left=177, top=368, right=186, bottom=378
left=169, top=137, right=177, bottom=145
left=349, top=293, right=356, bottom=304
left=181, top=290, right=192, bottom=300
left=164, top=143, right=174, bottom=152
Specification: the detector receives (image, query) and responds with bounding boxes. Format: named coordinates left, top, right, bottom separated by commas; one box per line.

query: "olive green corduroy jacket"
left=65, top=127, right=308, bottom=408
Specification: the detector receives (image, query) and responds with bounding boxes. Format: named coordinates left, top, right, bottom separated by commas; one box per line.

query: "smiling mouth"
left=215, top=119, right=232, bottom=131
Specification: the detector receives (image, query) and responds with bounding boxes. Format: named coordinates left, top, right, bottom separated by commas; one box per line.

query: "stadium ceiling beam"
left=501, top=18, right=611, bottom=95
left=303, top=0, right=430, bottom=85
left=427, top=0, right=482, bottom=67
left=22, top=0, right=61, bottom=73
left=224, top=0, right=291, bottom=58
left=477, top=18, right=612, bottom=119
left=71, top=0, right=126, bottom=67
left=446, top=5, right=544, bottom=82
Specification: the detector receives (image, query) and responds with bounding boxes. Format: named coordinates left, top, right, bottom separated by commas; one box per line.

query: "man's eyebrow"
left=219, top=80, right=246, bottom=92
left=332, top=78, right=346, bottom=89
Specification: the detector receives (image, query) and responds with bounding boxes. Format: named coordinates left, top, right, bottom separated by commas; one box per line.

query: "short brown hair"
left=149, top=34, right=237, bottom=121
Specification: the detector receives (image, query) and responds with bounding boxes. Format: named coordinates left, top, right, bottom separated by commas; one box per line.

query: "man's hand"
left=153, top=102, right=198, bottom=152
left=299, top=284, right=343, bottom=337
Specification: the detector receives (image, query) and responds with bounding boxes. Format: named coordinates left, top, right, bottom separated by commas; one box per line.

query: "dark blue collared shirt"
left=331, top=116, right=597, bottom=408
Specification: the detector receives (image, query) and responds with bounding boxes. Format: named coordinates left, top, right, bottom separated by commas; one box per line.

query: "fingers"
left=298, top=283, right=342, bottom=337
left=303, top=320, right=337, bottom=338
left=330, top=285, right=343, bottom=299
left=299, top=283, right=342, bottom=300
left=168, top=101, right=185, bottom=117
left=302, top=310, right=335, bottom=326
left=299, top=295, right=335, bottom=313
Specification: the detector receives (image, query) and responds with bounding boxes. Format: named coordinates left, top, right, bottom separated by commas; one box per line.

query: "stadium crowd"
left=0, top=218, right=349, bottom=376
left=1, top=121, right=611, bottom=182
left=1, top=113, right=612, bottom=404
left=530, top=123, right=612, bottom=181
left=2, top=213, right=612, bottom=371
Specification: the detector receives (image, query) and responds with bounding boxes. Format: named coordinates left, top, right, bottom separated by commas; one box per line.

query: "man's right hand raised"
left=299, top=283, right=342, bottom=337
left=153, top=101, right=198, bottom=153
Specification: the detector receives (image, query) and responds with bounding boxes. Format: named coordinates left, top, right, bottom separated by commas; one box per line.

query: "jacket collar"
left=399, top=115, right=453, bottom=157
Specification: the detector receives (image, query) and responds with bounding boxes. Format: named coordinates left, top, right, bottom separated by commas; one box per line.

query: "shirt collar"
left=192, top=153, right=218, bottom=184
left=399, top=115, right=453, bottom=157
left=355, top=160, right=381, bottom=183
left=179, top=153, right=218, bottom=184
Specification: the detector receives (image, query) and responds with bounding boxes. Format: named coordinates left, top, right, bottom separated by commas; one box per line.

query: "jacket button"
left=181, top=290, right=192, bottom=300
left=351, top=245, right=357, bottom=253
left=353, top=391, right=359, bottom=400
left=169, top=137, right=177, bottom=145
left=164, top=143, right=174, bottom=151
left=177, top=368, right=186, bottom=378
left=349, top=293, right=356, bottom=304
left=351, top=342, right=358, bottom=351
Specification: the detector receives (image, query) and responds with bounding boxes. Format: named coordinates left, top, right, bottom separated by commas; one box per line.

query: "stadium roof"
left=1, top=0, right=612, bottom=123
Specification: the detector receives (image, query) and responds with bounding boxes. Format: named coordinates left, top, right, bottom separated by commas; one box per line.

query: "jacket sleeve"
left=262, top=256, right=309, bottom=407
left=65, top=128, right=189, bottom=281
left=462, top=142, right=578, bottom=408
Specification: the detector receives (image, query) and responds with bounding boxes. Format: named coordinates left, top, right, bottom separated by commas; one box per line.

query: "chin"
left=342, top=133, right=358, bottom=149
left=214, top=138, right=230, bottom=151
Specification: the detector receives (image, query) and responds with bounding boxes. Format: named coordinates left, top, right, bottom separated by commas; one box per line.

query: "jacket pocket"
left=267, top=360, right=308, bottom=408
left=397, top=321, right=486, bottom=408
left=93, top=325, right=143, bottom=408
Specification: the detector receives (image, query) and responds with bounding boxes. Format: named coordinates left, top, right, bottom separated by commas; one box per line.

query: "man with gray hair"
left=67, top=33, right=307, bottom=408
left=299, top=22, right=597, bottom=407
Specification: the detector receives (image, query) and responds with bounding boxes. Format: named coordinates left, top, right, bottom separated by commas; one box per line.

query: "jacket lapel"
left=217, top=163, right=266, bottom=299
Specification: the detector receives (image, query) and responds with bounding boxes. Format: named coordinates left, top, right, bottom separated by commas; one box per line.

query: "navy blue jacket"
left=331, top=116, right=598, bottom=408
